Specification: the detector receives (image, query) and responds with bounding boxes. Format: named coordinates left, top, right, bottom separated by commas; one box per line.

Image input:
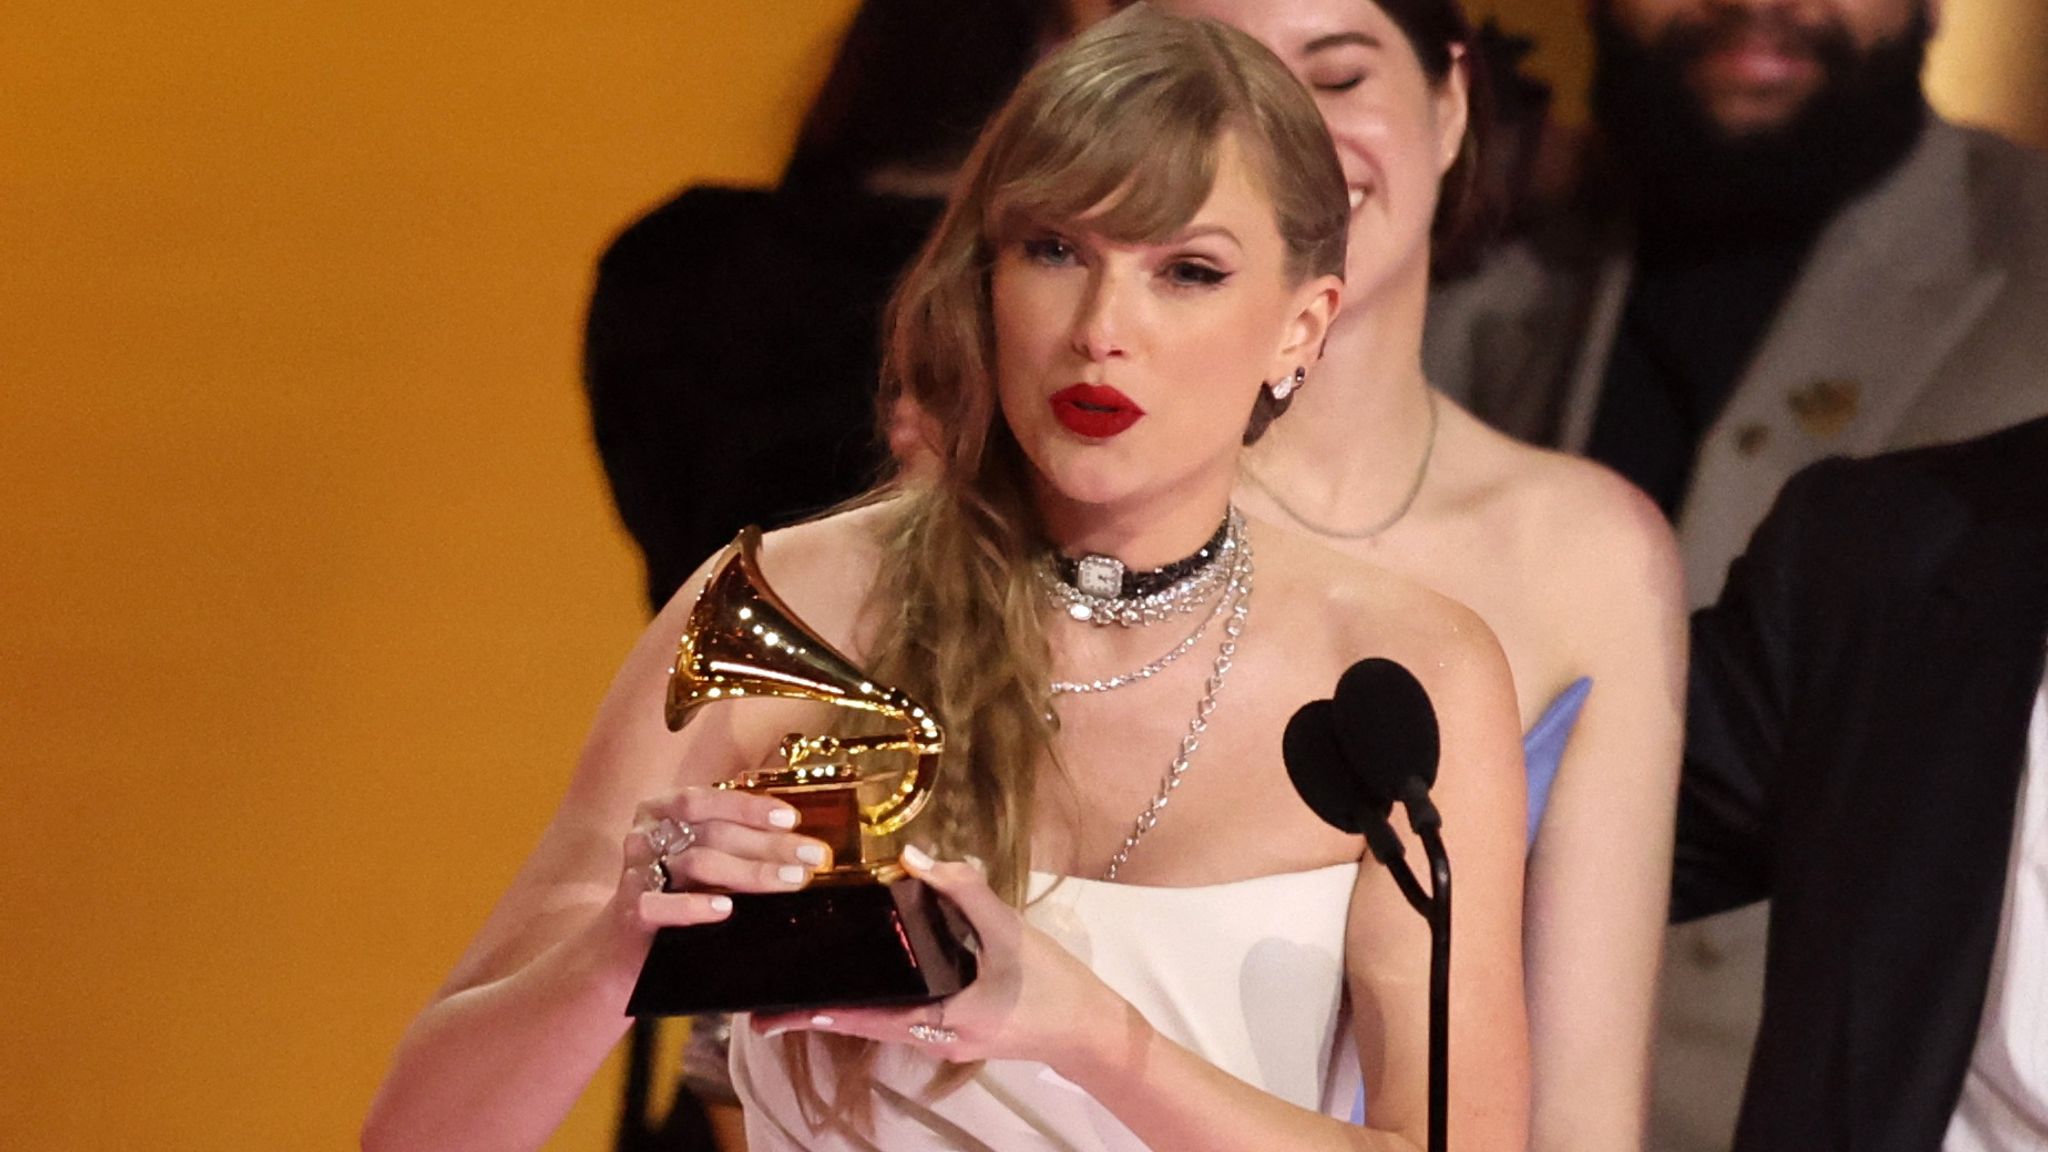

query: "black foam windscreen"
left=1331, top=657, right=1441, bottom=795
left=1283, top=697, right=1389, bottom=835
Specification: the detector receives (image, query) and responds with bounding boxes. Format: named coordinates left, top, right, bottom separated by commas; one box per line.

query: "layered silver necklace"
left=1048, top=519, right=1249, bottom=696
left=1036, top=508, right=1255, bottom=881
left=1036, top=507, right=1245, bottom=627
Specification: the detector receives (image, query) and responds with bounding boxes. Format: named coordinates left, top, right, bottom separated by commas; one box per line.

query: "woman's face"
left=1160, top=0, right=1467, bottom=302
left=990, top=135, right=1338, bottom=519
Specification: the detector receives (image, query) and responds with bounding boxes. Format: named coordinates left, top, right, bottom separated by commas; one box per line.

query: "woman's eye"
left=1022, top=236, right=1076, bottom=265
left=1311, top=74, right=1366, bottom=94
left=1164, top=260, right=1229, bottom=288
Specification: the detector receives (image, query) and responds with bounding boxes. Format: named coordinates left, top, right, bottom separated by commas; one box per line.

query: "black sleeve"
left=583, top=189, right=903, bottom=613
left=584, top=197, right=724, bottom=612
left=1671, top=465, right=1834, bottom=922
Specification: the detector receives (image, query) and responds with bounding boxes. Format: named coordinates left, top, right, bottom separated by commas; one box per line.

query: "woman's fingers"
left=633, top=787, right=800, bottom=835
left=695, top=820, right=832, bottom=871
left=901, top=846, right=1012, bottom=949
left=665, top=832, right=822, bottom=894
left=634, top=887, right=736, bottom=928
left=621, top=786, right=827, bottom=874
left=612, top=788, right=833, bottom=936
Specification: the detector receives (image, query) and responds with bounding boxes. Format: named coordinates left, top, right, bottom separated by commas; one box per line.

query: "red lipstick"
left=1050, top=383, right=1145, bottom=439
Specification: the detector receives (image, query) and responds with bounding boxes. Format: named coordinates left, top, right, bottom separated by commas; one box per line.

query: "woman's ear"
left=1271, top=274, right=1343, bottom=382
left=1436, top=44, right=1473, bottom=178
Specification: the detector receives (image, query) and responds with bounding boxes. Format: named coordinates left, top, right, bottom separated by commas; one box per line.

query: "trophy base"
left=626, top=873, right=978, bottom=1017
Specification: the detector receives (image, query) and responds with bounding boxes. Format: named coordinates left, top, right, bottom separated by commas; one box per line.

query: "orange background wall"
left=2, top=4, right=2041, bottom=1151
left=1, top=4, right=859, bottom=1149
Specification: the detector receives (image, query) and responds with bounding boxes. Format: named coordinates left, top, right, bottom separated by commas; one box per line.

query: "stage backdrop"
left=1, top=3, right=2041, bottom=1151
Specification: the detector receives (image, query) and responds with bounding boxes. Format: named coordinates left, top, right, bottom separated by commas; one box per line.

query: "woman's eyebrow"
left=1172, top=224, right=1243, bottom=249
left=1303, top=31, right=1383, bottom=55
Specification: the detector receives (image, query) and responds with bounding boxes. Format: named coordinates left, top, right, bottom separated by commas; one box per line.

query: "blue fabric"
left=1348, top=677, right=1593, bottom=1126
left=1521, top=676, right=1593, bottom=844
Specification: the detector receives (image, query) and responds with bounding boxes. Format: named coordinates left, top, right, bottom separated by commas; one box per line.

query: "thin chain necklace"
left=1049, top=535, right=1247, bottom=696
left=1244, top=390, right=1439, bottom=540
left=1097, top=531, right=1253, bottom=882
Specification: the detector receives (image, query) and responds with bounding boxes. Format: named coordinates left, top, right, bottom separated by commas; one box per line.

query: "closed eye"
left=1164, top=260, right=1230, bottom=288
left=1311, top=73, right=1366, bottom=93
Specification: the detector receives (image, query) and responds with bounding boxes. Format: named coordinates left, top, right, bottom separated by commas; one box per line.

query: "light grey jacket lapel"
left=1677, top=118, right=2007, bottom=601
left=1542, top=118, right=2013, bottom=604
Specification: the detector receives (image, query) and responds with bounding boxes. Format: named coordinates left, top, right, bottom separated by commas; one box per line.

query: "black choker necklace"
left=1051, top=513, right=1234, bottom=599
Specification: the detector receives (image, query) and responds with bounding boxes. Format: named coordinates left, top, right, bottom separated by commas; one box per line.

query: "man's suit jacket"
left=1675, top=415, right=2048, bottom=1151
left=1425, top=112, right=2048, bottom=1150
left=1426, top=112, right=2048, bottom=607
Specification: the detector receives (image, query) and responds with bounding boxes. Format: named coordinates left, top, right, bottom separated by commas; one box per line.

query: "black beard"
left=1589, top=0, right=1931, bottom=240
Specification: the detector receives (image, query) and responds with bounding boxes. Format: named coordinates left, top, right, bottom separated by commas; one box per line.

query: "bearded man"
left=1423, top=2, right=2048, bottom=1148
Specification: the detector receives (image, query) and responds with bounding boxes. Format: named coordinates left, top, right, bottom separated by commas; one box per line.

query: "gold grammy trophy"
left=626, top=528, right=979, bottom=1017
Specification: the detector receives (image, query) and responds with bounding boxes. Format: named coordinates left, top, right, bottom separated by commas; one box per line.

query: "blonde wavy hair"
left=792, top=2, right=1349, bottom=1127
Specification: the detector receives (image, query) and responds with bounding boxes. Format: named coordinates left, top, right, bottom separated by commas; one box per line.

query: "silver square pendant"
left=1074, top=554, right=1125, bottom=599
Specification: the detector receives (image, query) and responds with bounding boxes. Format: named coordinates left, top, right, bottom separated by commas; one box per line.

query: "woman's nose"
left=1070, top=269, right=1130, bottom=362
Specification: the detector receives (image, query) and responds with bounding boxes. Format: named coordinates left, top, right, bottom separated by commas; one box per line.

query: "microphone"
left=1330, top=657, right=1439, bottom=788
left=1282, top=696, right=1429, bottom=915
left=1284, top=657, right=1450, bottom=1152
left=1332, top=657, right=1444, bottom=834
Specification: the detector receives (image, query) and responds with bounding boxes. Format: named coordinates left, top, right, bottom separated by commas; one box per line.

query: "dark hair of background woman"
left=1372, top=0, right=1500, bottom=276
left=781, top=0, right=1074, bottom=197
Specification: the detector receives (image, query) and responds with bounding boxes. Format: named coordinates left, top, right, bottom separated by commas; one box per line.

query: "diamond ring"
left=907, top=1022, right=958, bottom=1044
left=642, top=816, right=696, bottom=860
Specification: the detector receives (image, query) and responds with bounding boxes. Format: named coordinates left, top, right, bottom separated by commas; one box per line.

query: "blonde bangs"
left=983, top=82, right=1229, bottom=249
left=966, top=8, right=1346, bottom=277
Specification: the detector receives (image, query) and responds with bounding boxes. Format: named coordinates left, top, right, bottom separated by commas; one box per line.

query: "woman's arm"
left=1066, top=640, right=1531, bottom=1152
left=1339, top=602, right=1532, bottom=1149
left=1521, top=479, right=1686, bottom=1152
left=363, top=537, right=858, bottom=1152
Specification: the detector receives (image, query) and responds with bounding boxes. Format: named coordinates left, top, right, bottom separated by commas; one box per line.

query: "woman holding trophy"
left=366, top=7, right=1529, bottom=1151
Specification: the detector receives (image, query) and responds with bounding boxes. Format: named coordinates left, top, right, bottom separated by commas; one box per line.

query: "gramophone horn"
left=665, top=527, right=943, bottom=837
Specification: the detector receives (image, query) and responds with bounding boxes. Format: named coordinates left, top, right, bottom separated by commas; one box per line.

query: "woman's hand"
left=752, top=847, right=1139, bottom=1074
left=604, top=786, right=835, bottom=945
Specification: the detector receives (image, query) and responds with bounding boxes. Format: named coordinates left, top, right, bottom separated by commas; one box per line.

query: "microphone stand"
left=1360, top=819, right=1431, bottom=917
left=1401, top=779, right=1450, bottom=1152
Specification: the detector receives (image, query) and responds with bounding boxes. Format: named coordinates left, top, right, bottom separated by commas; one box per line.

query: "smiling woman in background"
left=1153, top=1, right=1687, bottom=1149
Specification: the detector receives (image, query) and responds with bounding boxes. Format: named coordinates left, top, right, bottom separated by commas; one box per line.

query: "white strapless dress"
left=732, top=862, right=1363, bottom=1151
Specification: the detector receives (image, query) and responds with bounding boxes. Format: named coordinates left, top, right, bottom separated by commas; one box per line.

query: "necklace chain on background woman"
left=1049, top=537, right=1248, bottom=696
left=1244, top=390, right=1439, bottom=540
left=1099, top=531, right=1252, bottom=882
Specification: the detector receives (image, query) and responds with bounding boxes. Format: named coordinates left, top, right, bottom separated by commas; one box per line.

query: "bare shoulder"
left=715, top=498, right=898, bottom=658
left=1253, top=517, right=1513, bottom=706
left=1452, top=411, right=1684, bottom=618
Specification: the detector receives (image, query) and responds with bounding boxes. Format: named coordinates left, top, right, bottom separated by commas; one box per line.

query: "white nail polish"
left=708, top=895, right=733, bottom=914
left=810, top=1014, right=834, bottom=1028
left=778, top=864, right=808, bottom=885
left=901, top=844, right=934, bottom=872
left=768, top=807, right=799, bottom=829
left=796, top=843, right=827, bottom=866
